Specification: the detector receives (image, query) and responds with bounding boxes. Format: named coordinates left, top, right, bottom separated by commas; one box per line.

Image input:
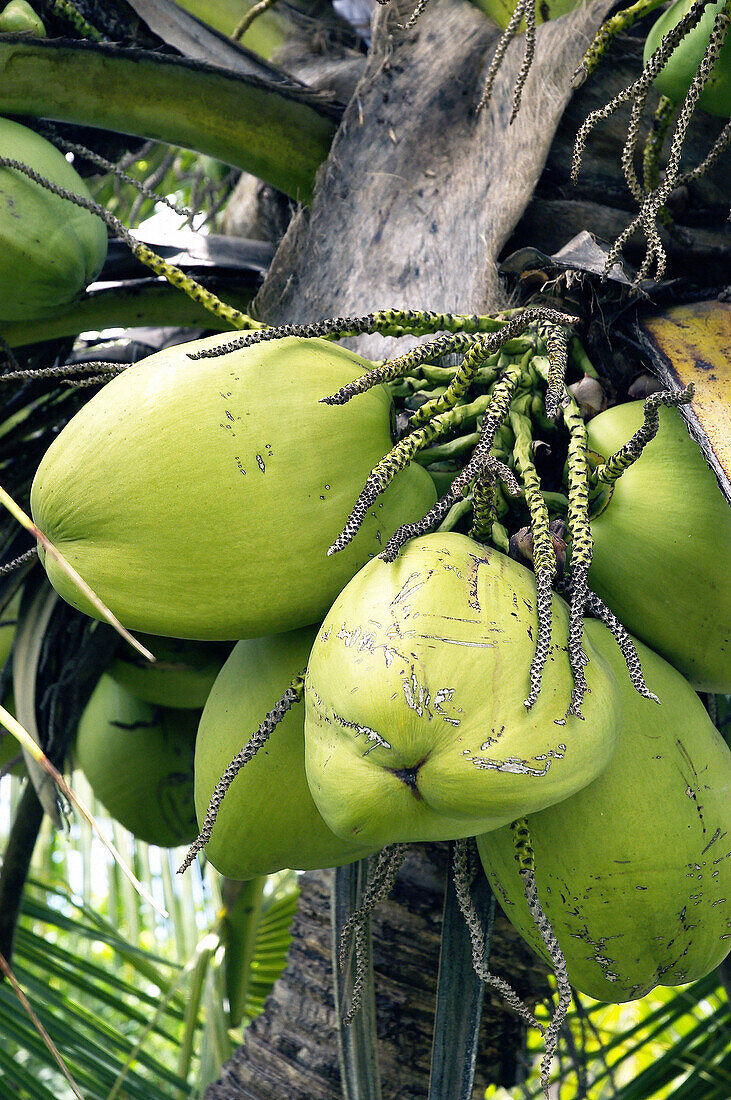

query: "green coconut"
left=587, top=401, right=731, bottom=692
left=0, top=117, right=107, bottom=321
left=644, top=0, right=731, bottom=118
left=108, top=635, right=232, bottom=709
left=477, top=618, right=731, bottom=1002
left=30, top=334, right=437, bottom=640
left=304, top=533, right=620, bottom=848
left=75, top=674, right=199, bottom=847
left=0, top=1, right=46, bottom=34
left=195, top=625, right=376, bottom=879
left=0, top=589, right=21, bottom=670
left=476, top=0, right=582, bottom=32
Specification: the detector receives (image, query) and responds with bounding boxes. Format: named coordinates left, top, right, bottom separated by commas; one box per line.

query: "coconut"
left=304, top=533, right=620, bottom=848
left=0, top=117, right=107, bottom=321
left=644, top=0, right=731, bottom=118
left=477, top=618, right=731, bottom=1002
left=194, top=625, right=376, bottom=879
left=75, top=674, right=199, bottom=847
left=587, top=401, right=731, bottom=691
left=30, top=334, right=437, bottom=640
left=108, top=635, right=232, bottom=709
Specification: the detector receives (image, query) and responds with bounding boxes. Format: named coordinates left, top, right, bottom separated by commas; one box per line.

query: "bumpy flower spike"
left=590, top=384, right=694, bottom=486
left=510, top=399, right=556, bottom=709
left=605, top=6, right=731, bottom=281
left=334, top=361, right=523, bottom=561
left=574, top=0, right=669, bottom=88
left=477, top=0, right=537, bottom=120
left=403, top=309, right=577, bottom=430
left=556, top=572, right=659, bottom=702
left=187, top=310, right=509, bottom=361
left=452, top=838, right=543, bottom=1031
left=561, top=396, right=593, bottom=718
left=572, top=0, right=713, bottom=187
left=338, top=844, right=407, bottom=1025
left=510, top=819, right=572, bottom=1097
left=178, top=674, right=305, bottom=873
left=543, top=326, right=571, bottom=420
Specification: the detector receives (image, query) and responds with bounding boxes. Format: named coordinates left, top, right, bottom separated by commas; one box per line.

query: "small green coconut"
left=75, top=675, right=199, bottom=847
left=0, top=117, right=107, bottom=321
left=108, top=636, right=232, bottom=709
left=304, top=533, right=620, bottom=848
left=31, top=334, right=437, bottom=640
left=194, top=626, right=376, bottom=879
left=477, top=618, right=731, bottom=1002
left=0, top=1, right=46, bottom=35
left=587, top=401, right=731, bottom=692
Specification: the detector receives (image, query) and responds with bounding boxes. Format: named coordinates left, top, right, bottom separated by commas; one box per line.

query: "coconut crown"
left=477, top=617, right=731, bottom=1002
left=0, top=117, right=108, bottom=321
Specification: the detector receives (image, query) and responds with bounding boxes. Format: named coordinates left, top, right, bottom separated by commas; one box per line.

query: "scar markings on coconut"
left=701, top=828, right=722, bottom=854
left=331, top=712, right=392, bottom=755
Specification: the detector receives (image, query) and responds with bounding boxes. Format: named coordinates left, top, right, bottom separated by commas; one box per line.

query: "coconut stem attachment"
left=338, top=843, right=407, bottom=1025
left=510, top=819, right=572, bottom=1096
left=453, top=838, right=543, bottom=1032
left=590, top=385, right=694, bottom=487
left=178, top=674, right=305, bottom=874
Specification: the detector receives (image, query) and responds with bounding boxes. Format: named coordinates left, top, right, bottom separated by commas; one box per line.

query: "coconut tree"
left=0, top=0, right=729, bottom=1096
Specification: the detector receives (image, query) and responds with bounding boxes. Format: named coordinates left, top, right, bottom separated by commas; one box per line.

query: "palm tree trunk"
left=207, top=846, right=550, bottom=1098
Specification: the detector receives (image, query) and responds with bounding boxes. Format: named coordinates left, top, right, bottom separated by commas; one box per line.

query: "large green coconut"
left=194, top=626, right=376, bottom=879
left=108, top=635, right=232, bottom=709
left=75, top=675, right=199, bottom=847
left=0, top=117, right=107, bottom=321
left=587, top=402, right=731, bottom=692
left=304, top=533, right=621, bottom=848
left=30, top=334, right=437, bottom=640
left=477, top=618, right=731, bottom=1002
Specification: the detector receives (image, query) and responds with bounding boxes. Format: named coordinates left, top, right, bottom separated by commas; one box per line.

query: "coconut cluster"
left=22, top=325, right=730, bottom=1025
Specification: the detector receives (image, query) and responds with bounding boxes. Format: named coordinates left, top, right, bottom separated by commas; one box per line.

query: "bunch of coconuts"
left=2, top=109, right=729, bottom=1019
left=27, top=322, right=731, bottom=1009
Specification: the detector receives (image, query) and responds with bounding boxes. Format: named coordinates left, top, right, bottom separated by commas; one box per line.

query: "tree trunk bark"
left=207, top=847, right=550, bottom=1098
left=205, top=0, right=728, bottom=1094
